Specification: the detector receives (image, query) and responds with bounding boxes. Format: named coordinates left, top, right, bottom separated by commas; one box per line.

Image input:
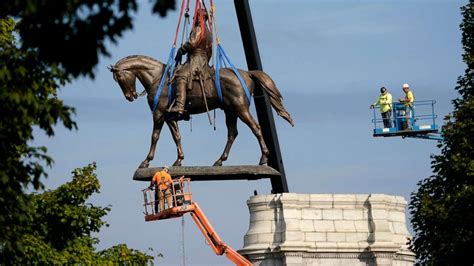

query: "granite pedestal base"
left=239, top=194, right=415, bottom=266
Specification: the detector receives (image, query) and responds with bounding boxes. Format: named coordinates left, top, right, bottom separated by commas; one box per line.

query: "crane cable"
left=181, top=216, right=186, bottom=266
left=152, top=0, right=189, bottom=112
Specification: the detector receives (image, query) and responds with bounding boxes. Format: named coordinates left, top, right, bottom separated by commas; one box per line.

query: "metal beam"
left=234, top=0, right=289, bottom=193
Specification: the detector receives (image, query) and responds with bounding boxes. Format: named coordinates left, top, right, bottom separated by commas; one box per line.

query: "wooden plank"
left=133, top=165, right=281, bottom=182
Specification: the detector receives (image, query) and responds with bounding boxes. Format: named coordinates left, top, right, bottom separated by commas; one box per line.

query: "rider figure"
left=170, top=8, right=213, bottom=114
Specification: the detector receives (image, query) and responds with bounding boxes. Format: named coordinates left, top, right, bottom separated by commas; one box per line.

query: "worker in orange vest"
left=150, top=166, right=173, bottom=212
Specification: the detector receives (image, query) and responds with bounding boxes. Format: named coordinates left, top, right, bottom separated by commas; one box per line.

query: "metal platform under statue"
left=133, top=165, right=281, bottom=182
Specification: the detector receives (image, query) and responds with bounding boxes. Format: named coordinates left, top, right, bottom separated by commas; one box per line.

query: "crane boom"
left=142, top=178, right=252, bottom=265
left=190, top=203, right=252, bottom=266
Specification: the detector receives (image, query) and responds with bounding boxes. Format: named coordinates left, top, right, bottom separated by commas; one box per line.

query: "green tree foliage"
left=0, top=0, right=176, bottom=77
left=0, top=0, right=175, bottom=262
left=16, top=163, right=154, bottom=265
left=409, top=2, right=474, bottom=265
left=0, top=17, right=77, bottom=261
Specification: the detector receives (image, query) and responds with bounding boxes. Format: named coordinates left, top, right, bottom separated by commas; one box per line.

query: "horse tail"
left=248, top=71, right=294, bottom=126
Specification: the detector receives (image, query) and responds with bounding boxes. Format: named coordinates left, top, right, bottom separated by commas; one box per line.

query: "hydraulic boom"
left=142, top=178, right=252, bottom=265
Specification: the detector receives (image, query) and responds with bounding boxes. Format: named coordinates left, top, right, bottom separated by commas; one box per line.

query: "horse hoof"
left=259, top=157, right=268, bottom=165
left=173, top=160, right=182, bottom=167
left=213, top=161, right=222, bottom=167
left=139, top=162, right=149, bottom=168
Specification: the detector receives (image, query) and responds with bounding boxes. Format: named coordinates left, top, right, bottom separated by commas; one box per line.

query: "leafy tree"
left=409, top=1, right=474, bottom=265
left=0, top=17, right=76, bottom=261
left=17, top=163, right=155, bottom=265
left=0, top=0, right=175, bottom=262
left=0, top=0, right=176, bottom=77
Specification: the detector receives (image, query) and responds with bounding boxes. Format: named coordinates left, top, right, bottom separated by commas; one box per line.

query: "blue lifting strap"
left=215, top=44, right=251, bottom=105
left=152, top=47, right=177, bottom=113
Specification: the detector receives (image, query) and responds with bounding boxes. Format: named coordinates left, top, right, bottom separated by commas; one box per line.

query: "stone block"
left=336, top=242, right=363, bottom=251
left=333, top=194, right=357, bottom=208
left=334, top=220, right=356, bottom=232
left=371, top=209, right=388, bottom=219
left=284, top=219, right=300, bottom=231
left=372, top=220, right=391, bottom=232
left=356, top=194, right=371, bottom=203
left=345, top=232, right=369, bottom=242
left=244, top=233, right=259, bottom=245
left=283, top=231, right=304, bottom=241
left=310, top=194, right=334, bottom=208
left=314, top=220, right=335, bottom=232
left=373, top=231, right=393, bottom=242
left=300, top=219, right=315, bottom=232
left=392, top=222, right=409, bottom=235
left=327, top=232, right=346, bottom=242
left=322, top=209, right=343, bottom=220
left=258, top=232, right=282, bottom=244
left=333, top=194, right=357, bottom=202
left=282, top=208, right=301, bottom=219
left=250, top=210, right=278, bottom=222
left=302, top=208, right=322, bottom=220
left=298, top=194, right=311, bottom=207
left=248, top=220, right=273, bottom=233
left=305, top=232, right=327, bottom=242
left=280, top=193, right=299, bottom=206
left=343, top=209, right=364, bottom=220
left=388, top=210, right=406, bottom=222
left=354, top=220, right=371, bottom=232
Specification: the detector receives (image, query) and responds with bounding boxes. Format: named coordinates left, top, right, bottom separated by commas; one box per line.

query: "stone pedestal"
left=239, top=194, right=415, bottom=266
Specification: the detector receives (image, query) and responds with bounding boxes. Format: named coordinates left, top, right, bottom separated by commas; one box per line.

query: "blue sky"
left=34, top=0, right=466, bottom=265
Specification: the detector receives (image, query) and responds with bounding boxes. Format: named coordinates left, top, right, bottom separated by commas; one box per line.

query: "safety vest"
left=374, top=92, right=393, bottom=113
left=405, top=91, right=414, bottom=104
left=152, top=171, right=172, bottom=191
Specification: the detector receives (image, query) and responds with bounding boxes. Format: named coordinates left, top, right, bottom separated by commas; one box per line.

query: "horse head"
left=109, top=64, right=138, bottom=102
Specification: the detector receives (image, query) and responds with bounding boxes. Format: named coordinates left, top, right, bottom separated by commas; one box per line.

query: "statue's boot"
left=170, top=81, right=186, bottom=114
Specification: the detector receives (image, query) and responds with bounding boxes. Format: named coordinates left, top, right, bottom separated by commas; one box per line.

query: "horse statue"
left=109, top=55, right=293, bottom=168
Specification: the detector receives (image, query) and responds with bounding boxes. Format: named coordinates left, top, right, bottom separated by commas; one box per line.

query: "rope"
left=152, top=47, right=176, bottom=112
left=153, top=0, right=189, bottom=112
left=214, top=44, right=251, bottom=105
left=209, top=0, right=250, bottom=105
left=173, top=0, right=188, bottom=46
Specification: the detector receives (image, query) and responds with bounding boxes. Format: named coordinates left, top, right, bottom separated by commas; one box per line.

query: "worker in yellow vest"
left=398, top=83, right=415, bottom=126
left=370, top=87, right=393, bottom=128
left=150, top=166, right=173, bottom=212
left=399, top=83, right=414, bottom=106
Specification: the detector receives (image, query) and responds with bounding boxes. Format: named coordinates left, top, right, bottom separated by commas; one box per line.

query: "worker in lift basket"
left=398, top=83, right=415, bottom=126
left=149, top=166, right=173, bottom=212
left=370, top=87, right=393, bottom=128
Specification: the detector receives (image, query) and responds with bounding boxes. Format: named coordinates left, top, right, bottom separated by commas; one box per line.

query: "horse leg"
left=166, top=120, right=185, bottom=166
left=237, top=110, right=270, bottom=165
left=213, top=111, right=238, bottom=166
left=139, top=115, right=165, bottom=168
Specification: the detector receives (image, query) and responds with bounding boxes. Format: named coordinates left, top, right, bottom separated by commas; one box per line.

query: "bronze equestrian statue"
left=109, top=55, right=293, bottom=168
left=109, top=11, right=293, bottom=168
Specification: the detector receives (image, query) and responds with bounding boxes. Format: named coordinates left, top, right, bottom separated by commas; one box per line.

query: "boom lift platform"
left=142, top=177, right=252, bottom=266
left=371, top=100, right=443, bottom=141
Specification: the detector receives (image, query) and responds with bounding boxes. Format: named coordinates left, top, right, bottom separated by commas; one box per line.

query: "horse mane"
left=114, top=55, right=163, bottom=69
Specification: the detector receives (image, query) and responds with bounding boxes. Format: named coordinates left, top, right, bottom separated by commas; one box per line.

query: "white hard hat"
left=163, top=165, right=169, bottom=170
left=403, top=83, right=410, bottom=88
